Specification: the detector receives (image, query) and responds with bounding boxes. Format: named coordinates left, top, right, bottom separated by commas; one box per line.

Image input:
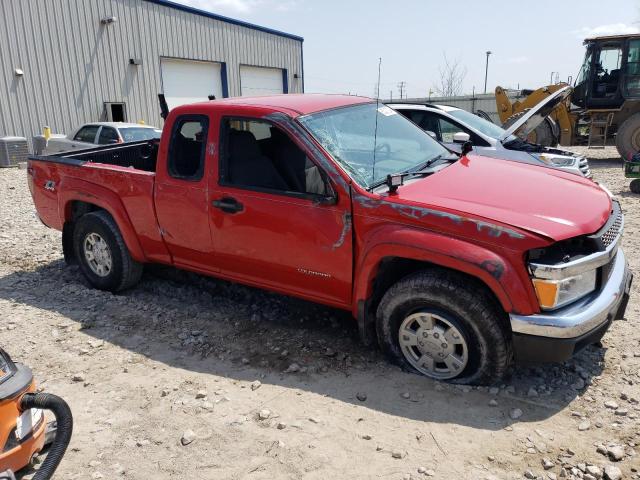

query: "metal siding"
left=0, top=0, right=302, bottom=144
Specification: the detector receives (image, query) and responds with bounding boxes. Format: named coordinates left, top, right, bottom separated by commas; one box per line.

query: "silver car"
left=388, top=87, right=590, bottom=178
left=42, top=122, right=162, bottom=155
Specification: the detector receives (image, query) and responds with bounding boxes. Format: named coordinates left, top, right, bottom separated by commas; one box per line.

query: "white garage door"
left=161, top=58, right=223, bottom=110
left=240, top=66, right=284, bottom=96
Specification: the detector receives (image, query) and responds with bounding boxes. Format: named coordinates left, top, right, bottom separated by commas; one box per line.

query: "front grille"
left=601, top=208, right=623, bottom=248
left=586, top=200, right=623, bottom=251
left=578, top=157, right=591, bottom=177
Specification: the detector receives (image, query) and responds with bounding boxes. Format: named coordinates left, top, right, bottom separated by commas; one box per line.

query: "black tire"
left=631, top=179, right=640, bottom=194
left=376, top=269, right=512, bottom=385
left=616, top=113, right=640, bottom=160
left=73, top=210, right=143, bottom=292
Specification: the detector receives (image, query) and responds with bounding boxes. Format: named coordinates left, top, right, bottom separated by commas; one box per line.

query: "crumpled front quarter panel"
left=351, top=189, right=546, bottom=316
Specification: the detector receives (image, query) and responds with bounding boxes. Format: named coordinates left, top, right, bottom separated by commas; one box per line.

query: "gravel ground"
left=1, top=147, right=639, bottom=480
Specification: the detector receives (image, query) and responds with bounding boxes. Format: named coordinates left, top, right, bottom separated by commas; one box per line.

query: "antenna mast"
left=372, top=57, right=382, bottom=185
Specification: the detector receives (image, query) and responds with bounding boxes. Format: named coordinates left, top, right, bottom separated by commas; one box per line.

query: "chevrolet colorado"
left=28, top=94, right=633, bottom=384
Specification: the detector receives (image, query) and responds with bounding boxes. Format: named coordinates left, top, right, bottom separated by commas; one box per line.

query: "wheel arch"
left=353, top=234, right=533, bottom=346
left=58, top=180, right=147, bottom=263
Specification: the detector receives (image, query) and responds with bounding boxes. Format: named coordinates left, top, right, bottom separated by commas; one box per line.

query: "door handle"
left=212, top=196, right=243, bottom=213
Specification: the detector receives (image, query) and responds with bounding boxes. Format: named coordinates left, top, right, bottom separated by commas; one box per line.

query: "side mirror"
left=453, top=132, right=471, bottom=144
left=425, top=131, right=437, bottom=140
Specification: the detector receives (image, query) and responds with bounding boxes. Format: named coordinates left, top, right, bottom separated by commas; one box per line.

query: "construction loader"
left=496, top=33, right=640, bottom=160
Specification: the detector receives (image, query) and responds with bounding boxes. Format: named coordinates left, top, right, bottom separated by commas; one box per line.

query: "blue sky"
left=178, top=0, right=639, bottom=98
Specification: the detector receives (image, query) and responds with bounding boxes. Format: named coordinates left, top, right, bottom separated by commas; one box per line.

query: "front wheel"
left=73, top=211, right=143, bottom=292
left=631, top=178, right=640, bottom=194
left=376, top=269, right=512, bottom=385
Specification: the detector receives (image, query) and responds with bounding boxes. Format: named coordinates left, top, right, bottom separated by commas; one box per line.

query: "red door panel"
left=209, top=187, right=353, bottom=306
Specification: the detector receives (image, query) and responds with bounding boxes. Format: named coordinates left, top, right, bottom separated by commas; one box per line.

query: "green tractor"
left=625, top=153, right=640, bottom=193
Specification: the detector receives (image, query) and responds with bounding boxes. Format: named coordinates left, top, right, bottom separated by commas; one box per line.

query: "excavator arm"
left=495, top=85, right=575, bottom=146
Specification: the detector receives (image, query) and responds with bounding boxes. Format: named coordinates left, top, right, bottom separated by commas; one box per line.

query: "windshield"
left=118, top=127, right=162, bottom=142
left=447, top=108, right=514, bottom=141
left=298, top=103, right=448, bottom=188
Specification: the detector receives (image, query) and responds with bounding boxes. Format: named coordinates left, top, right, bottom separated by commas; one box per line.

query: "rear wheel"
left=73, top=211, right=143, bottom=292
left=616, top=113, right=640, bottom=160
left=631, top=179, right=640, bottom=194
left=376, top=269, right=512, bottom=385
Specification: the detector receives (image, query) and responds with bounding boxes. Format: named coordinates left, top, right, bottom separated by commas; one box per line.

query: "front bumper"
left=510, top=249, right=633, bottom=362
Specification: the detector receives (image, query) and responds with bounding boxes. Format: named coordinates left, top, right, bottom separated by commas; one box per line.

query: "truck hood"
left=498, top=85, right=572, bottom=142
left=389, top=154, right=611, bottom=241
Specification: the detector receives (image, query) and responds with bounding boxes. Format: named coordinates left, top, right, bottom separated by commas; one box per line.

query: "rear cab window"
left=167, top=115, right=209, bottom=181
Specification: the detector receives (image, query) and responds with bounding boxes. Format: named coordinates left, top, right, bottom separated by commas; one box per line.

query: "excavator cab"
left=496, top=33, right=640, bottom=160
left=573, top=34, right=640, bottom=109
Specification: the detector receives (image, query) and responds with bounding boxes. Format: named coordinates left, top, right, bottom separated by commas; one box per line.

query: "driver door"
left=209, top=115, right=353, bottom=307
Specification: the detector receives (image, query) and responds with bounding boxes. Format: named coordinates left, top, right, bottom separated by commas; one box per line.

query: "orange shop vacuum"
left=0, top=348, right=72, bottom=479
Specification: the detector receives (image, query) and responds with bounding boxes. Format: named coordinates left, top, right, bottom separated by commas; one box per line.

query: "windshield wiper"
left=408, top=152, right=459, bottom=174
left=366, top=153, right=459, bottom=192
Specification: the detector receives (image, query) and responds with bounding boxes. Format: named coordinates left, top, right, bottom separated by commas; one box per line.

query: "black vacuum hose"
left=20, top=393, right=73, bottom=480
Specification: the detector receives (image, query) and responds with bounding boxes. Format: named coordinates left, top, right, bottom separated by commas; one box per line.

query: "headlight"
left=0, top=349, right=17, bottom=385
left=532, top=269, right=597, bottom=310
left=535, top=153, right=576, bottom=167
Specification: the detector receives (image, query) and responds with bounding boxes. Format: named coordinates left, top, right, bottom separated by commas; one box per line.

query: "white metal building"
left=0, top=0, right=304, bottom=141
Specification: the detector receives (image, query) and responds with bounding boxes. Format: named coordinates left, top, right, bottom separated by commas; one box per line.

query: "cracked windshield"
left=299, top=103, right=448, bottom=188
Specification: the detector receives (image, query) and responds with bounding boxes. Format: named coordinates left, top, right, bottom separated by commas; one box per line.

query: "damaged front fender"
left=352, top=225, right=539, bottom=319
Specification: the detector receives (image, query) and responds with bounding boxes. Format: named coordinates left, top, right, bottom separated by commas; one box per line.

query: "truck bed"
left=27, top=140, right=169, bottom=263
left=32, top=140, right=160, bottom=172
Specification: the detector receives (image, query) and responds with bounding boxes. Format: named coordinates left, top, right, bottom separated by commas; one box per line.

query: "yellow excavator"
left=496, top=33, right=640, bottom=160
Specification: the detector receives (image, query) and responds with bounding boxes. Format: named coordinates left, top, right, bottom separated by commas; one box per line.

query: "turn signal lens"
left=531, top=270, right=597, bottom=310
left=532, top=279, right=559, bottom=309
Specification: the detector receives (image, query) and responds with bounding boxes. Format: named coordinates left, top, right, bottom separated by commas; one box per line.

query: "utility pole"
left=472, top=86, right=476, bottom=113
left=484, top=51, right=492, bottom=94
left=397, top=81, right=406, bottom=99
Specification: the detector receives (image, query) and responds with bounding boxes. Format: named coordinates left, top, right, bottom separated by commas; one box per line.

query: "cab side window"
left=168, top=116, right=208, bottom=181
left=437, top=117, right=461, bottom=143
left=220, top=118, right=328, bottom=196
left=74, top=125, right=100, bottom=143
left=402, top=110, right=442, bottom=139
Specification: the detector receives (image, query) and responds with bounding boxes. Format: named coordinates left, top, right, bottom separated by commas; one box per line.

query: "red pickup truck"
left=28, top=94, right=632, bottom=384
